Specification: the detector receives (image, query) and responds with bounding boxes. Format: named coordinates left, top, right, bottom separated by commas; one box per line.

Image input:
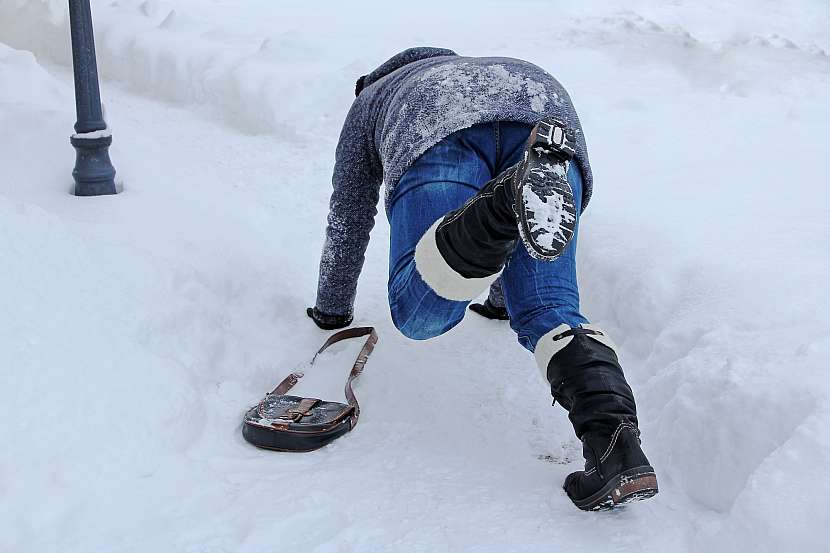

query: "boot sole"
left=569, top=466, right=659, bottom=511
left=513, top=121, right=577, bottom=261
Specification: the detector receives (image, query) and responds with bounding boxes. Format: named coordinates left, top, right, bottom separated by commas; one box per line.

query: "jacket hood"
left=355, top=47, right=458, bottom=96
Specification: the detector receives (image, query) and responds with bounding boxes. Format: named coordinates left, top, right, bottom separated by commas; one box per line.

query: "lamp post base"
left=71, top=133, right=117, bottom=196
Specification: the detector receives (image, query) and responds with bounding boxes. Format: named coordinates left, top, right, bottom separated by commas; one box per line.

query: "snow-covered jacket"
left=314, top=47, right=593, bottom=317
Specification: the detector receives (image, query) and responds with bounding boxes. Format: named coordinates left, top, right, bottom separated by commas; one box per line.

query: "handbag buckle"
left=279, top=397, right=320, bottom=422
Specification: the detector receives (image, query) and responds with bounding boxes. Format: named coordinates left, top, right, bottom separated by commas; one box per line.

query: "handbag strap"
left=270, top=326, right=379, bottom=428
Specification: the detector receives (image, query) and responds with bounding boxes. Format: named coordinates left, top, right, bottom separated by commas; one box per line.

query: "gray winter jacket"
left=314, top=47, right=593, bottom=317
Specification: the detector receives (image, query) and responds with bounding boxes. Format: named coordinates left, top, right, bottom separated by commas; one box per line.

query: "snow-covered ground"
left=1, top=1, right=829, bottom=551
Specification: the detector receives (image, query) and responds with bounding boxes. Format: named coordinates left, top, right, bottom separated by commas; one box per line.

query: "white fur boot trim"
left=534, top=324, right=619, bottom=380
left=414, top=219, right=501, bottom=301
left=582, top=324, right=619, bottom=354
left=534, top=323, right=574, bottom=379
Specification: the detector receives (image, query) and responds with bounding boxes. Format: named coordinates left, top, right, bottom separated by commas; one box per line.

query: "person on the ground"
left=307, top=47, right=658, bottom=510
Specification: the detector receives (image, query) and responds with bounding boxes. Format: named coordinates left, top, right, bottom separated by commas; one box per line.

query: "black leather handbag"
left=242, top=327, right=378, bottom=452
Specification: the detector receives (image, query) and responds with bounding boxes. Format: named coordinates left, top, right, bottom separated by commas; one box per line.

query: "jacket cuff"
left=309, top=307, right=354, bottom=330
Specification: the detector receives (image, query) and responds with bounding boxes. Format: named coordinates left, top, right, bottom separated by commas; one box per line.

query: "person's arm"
left=469, top=278, right=510, bottom=321
left=309, top=99, right=382, bottom=329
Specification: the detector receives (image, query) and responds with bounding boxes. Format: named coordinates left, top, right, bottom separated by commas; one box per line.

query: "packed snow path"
left=2, top=1, right=829, bottom=551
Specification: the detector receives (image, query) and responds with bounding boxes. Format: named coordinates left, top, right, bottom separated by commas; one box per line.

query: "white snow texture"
left=1, top=1, right=829, bottom=552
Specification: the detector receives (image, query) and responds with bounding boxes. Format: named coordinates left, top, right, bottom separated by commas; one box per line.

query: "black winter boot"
left=413, top=167, right=518, bottom=301
left=413, top=118, right=578, bottom=301
left=535, top=325, right=658, bottom=510
left=564, top=423, right=657, bottom=510
left=435, top=165, right=520, bottom=279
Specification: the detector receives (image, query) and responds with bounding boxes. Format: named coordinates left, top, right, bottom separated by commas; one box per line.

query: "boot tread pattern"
left=574, top=467, right=659, bottom=511
left=514, top=118, right=577, bottom=261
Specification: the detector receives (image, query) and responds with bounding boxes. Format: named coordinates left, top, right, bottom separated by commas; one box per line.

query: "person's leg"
left=501, top=160, right=588, bottom=349
left=493, top=122, right=587, bottom=344
left=501, top=158, right=640, bottom=433
left=387, top=124, right=497, bottom=340
left=389, top=118, right=584, bottom=341
left=497, top=122, right=657, bottom=510
left=399, top=117, right=581, bottom=337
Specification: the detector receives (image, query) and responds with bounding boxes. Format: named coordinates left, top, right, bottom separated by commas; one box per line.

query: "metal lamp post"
left=68, top=0, right=117, bottom=196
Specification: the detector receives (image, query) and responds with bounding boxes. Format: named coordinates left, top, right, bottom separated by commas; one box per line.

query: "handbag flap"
left=246, top=394, right=353, bottom=431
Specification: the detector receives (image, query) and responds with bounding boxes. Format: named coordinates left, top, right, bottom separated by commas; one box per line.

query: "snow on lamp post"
left=68, top=0, right=116, bottom=196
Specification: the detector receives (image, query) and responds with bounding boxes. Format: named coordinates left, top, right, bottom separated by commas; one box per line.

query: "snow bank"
left=2, top=1, right=830, bottom=551
left=0, top=0, right=352, bottom=138
left=572, top=40, right=830, bottom=546
left=0, top=43, right=63, bottom=108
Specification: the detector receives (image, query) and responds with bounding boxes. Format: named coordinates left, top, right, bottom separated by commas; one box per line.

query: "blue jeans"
left=387, top=122, right=588, bottom=353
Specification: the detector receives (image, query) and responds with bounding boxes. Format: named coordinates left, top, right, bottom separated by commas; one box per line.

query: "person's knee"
left=393, top=317, right=445, bottom=340
left=389, top=294, right=464, bottom=341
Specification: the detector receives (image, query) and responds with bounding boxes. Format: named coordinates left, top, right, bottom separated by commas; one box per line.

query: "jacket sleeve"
left=314, top=99, right=383, bottom=317
left=487, top=278, right=505, bottom=309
